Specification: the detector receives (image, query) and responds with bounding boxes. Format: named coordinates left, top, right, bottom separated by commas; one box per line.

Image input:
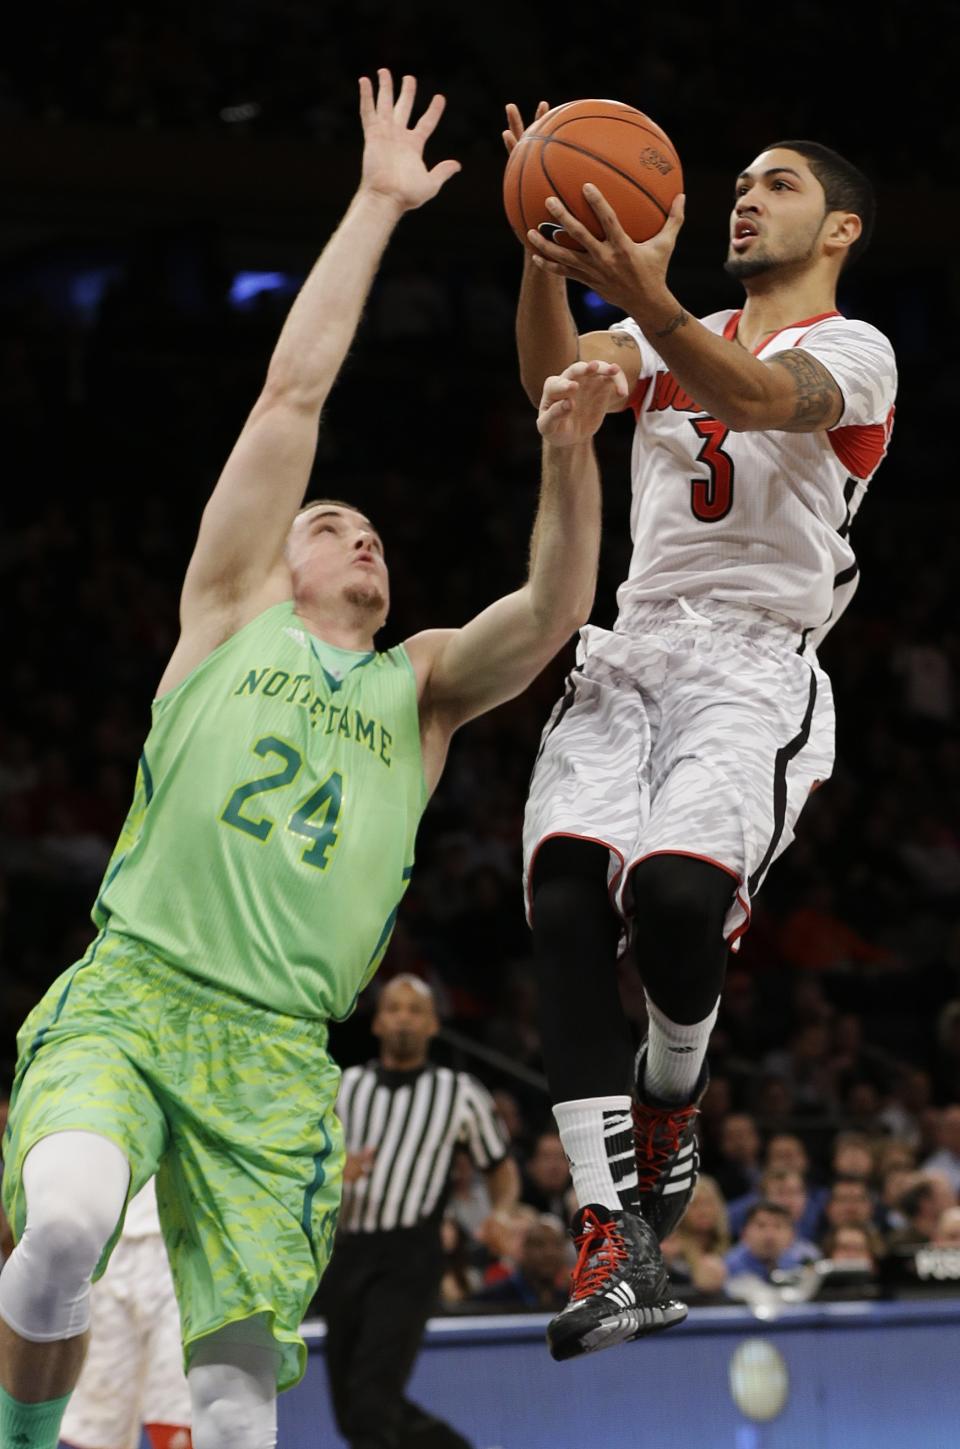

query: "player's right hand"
left=537, top=359, right=628, bottom=443
left=502, top=100, right=550, bottom=155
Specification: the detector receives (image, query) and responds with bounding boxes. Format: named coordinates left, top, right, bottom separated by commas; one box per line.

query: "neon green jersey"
left=94, top=601, right=427, bottom=1020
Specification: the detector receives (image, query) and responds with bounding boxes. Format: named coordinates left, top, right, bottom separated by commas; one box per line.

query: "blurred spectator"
left=725, top=1202, right=819, bottom=1287
left=520, top=1132, right=574, bottom=1219
left=446, top=1145, right=493, bottom=1240
left=764, top=1133, right=812, bottom=1179
left=491, top=1089, right=532, bottom=1163
left=877, top=1163, right=920, bottom=1236
left=830, top=1132, right=875, bottom=1183
left=819, top=1178, right=876, bottom=1243
left=729, top=1168, right=822, bottom=1247
left=921, top=1104, right=960, bottom=1194
left=661, top=1175, right=729, bottom=1296
left=777, top=881, right=898, bottom=972
left=821, top=1224, right=883, bottom=1272
left=473, top=1214, right=569, bottom=1312
left=752, top=1075, right=801, bottom=1136
left=764, top=1023, right=836, bottom=1111
left=887, top=1180, right=941, bottom=1252
left=438, top=1216, right=483, bottom=1308
left=711, top=1114, right=762, bottom=1200
left=934, top=1207, right=960, bottom=1248
left=879, top=1069, right=934, bottom=1149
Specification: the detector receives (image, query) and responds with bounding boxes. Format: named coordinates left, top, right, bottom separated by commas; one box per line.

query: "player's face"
left=287, top=505, right=389, bottom=626
left=724, top=148, right=829, bottom=281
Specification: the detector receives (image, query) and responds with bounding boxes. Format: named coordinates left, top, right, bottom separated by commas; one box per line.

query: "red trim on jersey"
left=722, top=309, right=843, bottom=355
left=525, top=831, right=625, bottom=924
left=792, top=312, right=845, bottom=348
left=827, top=405, right=895, bottom=479
left=629, top=375, right=652, bottom=418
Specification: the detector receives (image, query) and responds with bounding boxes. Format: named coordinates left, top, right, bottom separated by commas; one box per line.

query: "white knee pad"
left=189, top=1323, right=279, bottom=1449
left=0, top=1130, right=130, bottom=1342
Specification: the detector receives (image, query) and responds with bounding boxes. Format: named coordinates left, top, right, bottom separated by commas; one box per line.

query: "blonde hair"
left=671, top=1174, right=731, bottom=1264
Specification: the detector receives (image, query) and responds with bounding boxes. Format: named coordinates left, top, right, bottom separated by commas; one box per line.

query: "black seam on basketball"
left=540, top=137, right=670, bottom=220
left=540, top=150, right=582, bottom=233
left=548, top=113, right=680, bottom=168
left=514, top=136, right=536, bottom=236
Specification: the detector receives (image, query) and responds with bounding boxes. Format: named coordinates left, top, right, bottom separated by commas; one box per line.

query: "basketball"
left=503, top=99, right=683, bottom=251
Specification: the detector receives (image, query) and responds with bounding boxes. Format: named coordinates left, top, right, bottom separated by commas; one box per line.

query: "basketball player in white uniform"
left=61, top=1179, right=191, bottom=1449
left=504, top=113, right=897, bottom=1360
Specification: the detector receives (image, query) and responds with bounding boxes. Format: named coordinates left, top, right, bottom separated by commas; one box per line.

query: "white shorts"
left=60, top=1234, right=191, bottom=1449
left=523, top=600, right=835, bottom=946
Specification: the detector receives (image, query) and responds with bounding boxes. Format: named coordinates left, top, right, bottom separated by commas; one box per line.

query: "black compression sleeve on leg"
left=628, top=854, right=731, bottom=1025
left=531, top=838, right=634, bottom=1102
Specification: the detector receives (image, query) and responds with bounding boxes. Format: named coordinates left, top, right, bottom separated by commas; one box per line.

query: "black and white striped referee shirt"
left=336, top=1061, right=508, bottom=1233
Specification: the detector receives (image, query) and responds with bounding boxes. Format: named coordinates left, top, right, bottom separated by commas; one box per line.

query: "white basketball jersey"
left=611, top=309, right=897, bottom=650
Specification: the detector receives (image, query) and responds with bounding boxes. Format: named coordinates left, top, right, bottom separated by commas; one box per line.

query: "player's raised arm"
left=504, top=102, right=641, bottom=411
left=405, top=359, right=627, bottom=740
left=174, top=71, right=460, bottom=639
left=524, top=184, right=858, bottom=433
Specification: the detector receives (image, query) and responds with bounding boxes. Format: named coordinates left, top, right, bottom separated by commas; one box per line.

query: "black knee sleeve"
left=629, top=854, right=731, bottom=1024
left=531, top=838, right=633, bottom=1101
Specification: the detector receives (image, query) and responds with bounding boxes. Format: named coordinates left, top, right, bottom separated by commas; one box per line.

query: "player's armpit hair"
left=767, top=349, right=843, bottom=432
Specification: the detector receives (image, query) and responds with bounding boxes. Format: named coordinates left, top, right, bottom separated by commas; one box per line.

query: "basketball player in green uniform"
left=0, top=70, right=627, bottom=1449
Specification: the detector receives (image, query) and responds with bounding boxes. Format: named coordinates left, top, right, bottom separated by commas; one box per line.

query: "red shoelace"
left=570, top=1210, right=629, bottom=1300
left=633, top=1102, right=699, bottom=1194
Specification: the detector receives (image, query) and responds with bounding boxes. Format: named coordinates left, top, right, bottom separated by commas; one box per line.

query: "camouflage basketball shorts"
left=2, top=928, right=345, bottom=1391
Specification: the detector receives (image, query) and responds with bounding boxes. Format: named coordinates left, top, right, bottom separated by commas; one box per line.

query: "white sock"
left=642, top=994, right=719, bottom=1104
left=553, top=1096, right=637, bottom=1214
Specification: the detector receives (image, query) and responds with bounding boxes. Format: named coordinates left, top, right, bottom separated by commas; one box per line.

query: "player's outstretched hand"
left=502, top=100, right=550, bottom=154
left=359, top=69, right=461, bottom=212
left=537, top=359, right=628, bottom=444
left=526, top=184, right=685, bottom=316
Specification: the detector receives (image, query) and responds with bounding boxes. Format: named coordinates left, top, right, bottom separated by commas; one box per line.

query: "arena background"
left=1, top=2, right=959, bottom=1444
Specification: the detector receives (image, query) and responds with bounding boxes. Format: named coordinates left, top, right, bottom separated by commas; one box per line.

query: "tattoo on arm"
left=769, top=349, right=843, bottom=431
left=609, top=330, right=640, bottom=351
left=653, top=310, right=689, bottom=339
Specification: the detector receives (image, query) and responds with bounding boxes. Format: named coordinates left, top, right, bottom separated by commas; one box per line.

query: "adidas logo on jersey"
left=283, top=626, right=308, bottom=648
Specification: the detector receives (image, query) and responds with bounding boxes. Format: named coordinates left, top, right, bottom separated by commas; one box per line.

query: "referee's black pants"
left=320, top=1223, right=474, bottom=1449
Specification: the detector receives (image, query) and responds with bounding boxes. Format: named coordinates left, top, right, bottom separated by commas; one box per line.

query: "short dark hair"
left=744, top=1199, right=792, bottom=1228
left=763, top=139, right=875, bottom=269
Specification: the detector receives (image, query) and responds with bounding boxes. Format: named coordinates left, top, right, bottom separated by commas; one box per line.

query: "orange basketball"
left=503, top=99, right=683, bottom=251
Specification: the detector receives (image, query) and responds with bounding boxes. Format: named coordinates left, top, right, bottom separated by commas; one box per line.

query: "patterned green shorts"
left=1, top=928, right=344, bottom=1393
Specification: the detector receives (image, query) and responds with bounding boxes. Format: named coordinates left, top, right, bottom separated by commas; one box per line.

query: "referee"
left=320, top=975, right=520, bottom=1449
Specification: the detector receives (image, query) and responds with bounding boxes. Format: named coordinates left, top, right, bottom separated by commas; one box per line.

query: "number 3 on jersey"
left=221, top=735, right=343, bottom=870
left=689, top=418, right=735, bottom=522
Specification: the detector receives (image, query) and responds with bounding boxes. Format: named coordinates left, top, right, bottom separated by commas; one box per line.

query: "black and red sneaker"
left=546, top=1204, right=687, bottom=1362
left=632, top=1040, right=709, bottom=1242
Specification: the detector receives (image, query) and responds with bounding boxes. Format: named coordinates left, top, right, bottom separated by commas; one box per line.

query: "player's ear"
left=824, top=210, right=861, bottom=260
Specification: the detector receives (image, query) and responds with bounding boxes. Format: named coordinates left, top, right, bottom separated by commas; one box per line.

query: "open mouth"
left=731, top=221, right=759, bottom=252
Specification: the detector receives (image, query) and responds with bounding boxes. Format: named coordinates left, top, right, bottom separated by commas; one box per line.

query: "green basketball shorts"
left=2, top=928, right=344, bottom=1392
